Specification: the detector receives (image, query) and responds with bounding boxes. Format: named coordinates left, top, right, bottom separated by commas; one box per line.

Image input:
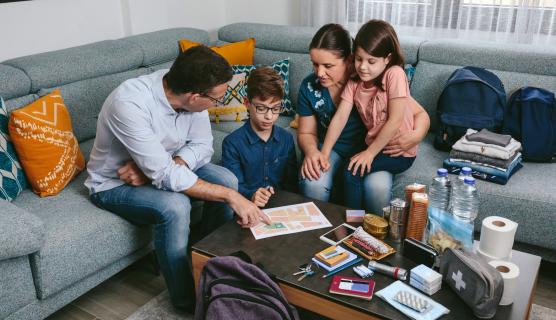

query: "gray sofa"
left=1, top=22, right=555, bottom=319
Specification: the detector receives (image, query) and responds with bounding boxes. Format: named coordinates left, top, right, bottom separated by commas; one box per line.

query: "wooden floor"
left=48, top=255, right=556, bottom=320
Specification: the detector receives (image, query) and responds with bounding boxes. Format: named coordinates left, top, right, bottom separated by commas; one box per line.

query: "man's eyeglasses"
left=253, top=104, right=284, bottom=114
left=201, top=93, right=226, bottom=106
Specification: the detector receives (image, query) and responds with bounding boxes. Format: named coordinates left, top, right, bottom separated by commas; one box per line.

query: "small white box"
left=411, top=264, right=442, bottom=288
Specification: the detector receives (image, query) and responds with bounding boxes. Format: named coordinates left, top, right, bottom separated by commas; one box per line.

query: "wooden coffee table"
left=191, top=190, right=540, bottom=320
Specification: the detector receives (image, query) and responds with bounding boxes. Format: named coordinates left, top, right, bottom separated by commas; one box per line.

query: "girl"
left=299, top=22, right=429, bottom=212
left=320, top=20, right=420, bottom=208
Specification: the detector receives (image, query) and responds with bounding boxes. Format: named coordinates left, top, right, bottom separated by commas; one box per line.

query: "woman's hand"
left=348, top=150, right=374, bottom=177
left=301, top=150, right=330, bottom=180
left=383, top=130, right=420, bottom=157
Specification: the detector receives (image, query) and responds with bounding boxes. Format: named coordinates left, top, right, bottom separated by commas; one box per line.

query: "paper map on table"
left=250, top=202, right=332, bottom=240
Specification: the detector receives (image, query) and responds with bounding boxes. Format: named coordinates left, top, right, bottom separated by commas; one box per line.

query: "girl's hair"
left=309, top=23, right=352, bottom=60
left=354, top=20, right=405, bottom=88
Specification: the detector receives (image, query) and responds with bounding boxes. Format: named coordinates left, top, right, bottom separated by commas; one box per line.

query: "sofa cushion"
left=0, top=64, right=31, bottom=100
left=394, top=134, right=556, bottom=251
left=0, top=200, right=44, bottom=260
left=0, top=256, right=37, bottom=319
left=123, top=27, right=210, bottom=67
left=11, top=139, right=152, bottom=299
left=3, top=40, right=144, bottom=92
left=5, top=94, right=38, bottom=113
left=9, top=90, right=85, bottom=197
left=38, top=67, right=152, bottom=142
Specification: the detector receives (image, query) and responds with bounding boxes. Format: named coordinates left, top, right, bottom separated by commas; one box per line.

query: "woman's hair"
left=309, top=23, right=352, bottom=60
left=354, top=19, right=405, bottom=88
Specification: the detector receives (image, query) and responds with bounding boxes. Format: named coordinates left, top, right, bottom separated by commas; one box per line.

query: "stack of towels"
left=443, top=128, right=523, bottom=185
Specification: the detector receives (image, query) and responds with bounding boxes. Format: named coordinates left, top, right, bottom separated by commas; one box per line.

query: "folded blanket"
left=466, top=128, right=512, bottom=147
left=452, top=129, right=521, bottom=160
left=449, top=150, right=521, bottom=171
left=443, top=158, right=523, bottom=185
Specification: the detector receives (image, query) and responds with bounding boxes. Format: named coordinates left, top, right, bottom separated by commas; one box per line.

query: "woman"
left=297, top=23, right=430, bottom=214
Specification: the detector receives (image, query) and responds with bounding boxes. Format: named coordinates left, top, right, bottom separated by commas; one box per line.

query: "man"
left=85, top=45, right=270, bottom=312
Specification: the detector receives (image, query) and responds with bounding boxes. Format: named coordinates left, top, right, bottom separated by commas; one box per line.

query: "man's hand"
left=228, top=191, right=272, bottom=228
left=348, top=150, right=374, bottom=177
left=383, top=130, right=420, bottom=157
left=300, top=150, right=330, bottom=180
left=118, top=160, right=149, bottom=186
left=251, top=187, right=275, bottom=207
left=173, top=156, right=189, bottom=167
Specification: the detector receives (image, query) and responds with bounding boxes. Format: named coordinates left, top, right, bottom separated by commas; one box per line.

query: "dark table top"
left=192, top=190, right=541, bottom=320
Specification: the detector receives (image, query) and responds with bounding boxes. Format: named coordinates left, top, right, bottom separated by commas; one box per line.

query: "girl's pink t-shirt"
left=341, top=65, right=417, bottom=157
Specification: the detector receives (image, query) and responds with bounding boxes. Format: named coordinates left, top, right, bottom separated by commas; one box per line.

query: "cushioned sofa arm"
left=0, top=200, right=45, bottom=260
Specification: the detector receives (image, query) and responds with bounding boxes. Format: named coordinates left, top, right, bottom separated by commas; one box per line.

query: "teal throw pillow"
left=232, top=59, right=292, bottom=115
left=0, top=97, right=27, bottom=201
left=404, top=64, right=416, bottom=85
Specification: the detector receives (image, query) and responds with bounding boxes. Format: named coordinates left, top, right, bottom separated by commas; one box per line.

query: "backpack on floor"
left=434, top=66, right=506, bottom=151
left=502, top=87, right=556, bottom=162
left=194, top=252, right=299, bottom=320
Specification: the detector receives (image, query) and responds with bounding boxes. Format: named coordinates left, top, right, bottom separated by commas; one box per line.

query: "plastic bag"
left=425, top=207, right=473, bottom=254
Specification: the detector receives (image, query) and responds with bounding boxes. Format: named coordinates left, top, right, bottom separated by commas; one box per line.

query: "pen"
left=322, top=257, right=363, bottom=278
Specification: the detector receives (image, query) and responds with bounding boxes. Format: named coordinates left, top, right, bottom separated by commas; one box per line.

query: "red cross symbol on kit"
left=452, top=270, right=466, bottom=291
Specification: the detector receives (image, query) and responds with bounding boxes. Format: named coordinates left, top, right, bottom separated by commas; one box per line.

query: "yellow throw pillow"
left=179, top=38, right=255, bottom=65
left=8, top=89, right=85, bottom=197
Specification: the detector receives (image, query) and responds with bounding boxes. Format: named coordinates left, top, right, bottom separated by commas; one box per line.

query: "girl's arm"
left=383, top=97, right=430, bottom=156
left=320, top=99, right=353, bottom=157
left=348, top=97, right=407, bottom=176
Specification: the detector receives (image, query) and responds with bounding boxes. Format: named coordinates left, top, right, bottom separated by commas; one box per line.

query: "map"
left=250, top=202, right=332, bottom=240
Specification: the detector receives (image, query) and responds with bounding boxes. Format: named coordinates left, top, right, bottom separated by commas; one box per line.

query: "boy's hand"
left=251, top=187, right=275, bottom=207
left=348, top=150, right=374, bottom=177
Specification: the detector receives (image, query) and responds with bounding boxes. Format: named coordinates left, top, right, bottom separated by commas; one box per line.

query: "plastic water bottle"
left=429, top=168, right=452, bottom=212
left=451, top=167, right=472, bottom=208
left=452, top=177, right=479, bottom=222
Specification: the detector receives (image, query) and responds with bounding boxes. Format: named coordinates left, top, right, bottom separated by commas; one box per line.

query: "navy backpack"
left=502, top=87, right=556, bottom=162
left=434, top=66, right=506, bottom=151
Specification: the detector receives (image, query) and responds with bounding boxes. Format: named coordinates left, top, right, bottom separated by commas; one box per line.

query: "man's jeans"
left=90, top=163, right=237, bottom=310
left=299, top=149, right=394, bottom=213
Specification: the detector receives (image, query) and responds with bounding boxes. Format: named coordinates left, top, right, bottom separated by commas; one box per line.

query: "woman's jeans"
left=344, top=152, right=415, bottom=212
left=90, top=163, right=237, bottom=310
left=299, top=149, right=395, bottom=214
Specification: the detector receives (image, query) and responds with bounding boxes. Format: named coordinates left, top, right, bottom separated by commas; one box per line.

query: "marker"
left=322, top=257, right=364, bottom=278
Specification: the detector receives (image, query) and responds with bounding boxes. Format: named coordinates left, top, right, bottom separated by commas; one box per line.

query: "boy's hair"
left=164, top=45, right=232, bottom=95
left=246, top=67, right=284, bottom=101
left=354, top=19, right=405, bottom=89
left=309, top=23, right=352, bottom=60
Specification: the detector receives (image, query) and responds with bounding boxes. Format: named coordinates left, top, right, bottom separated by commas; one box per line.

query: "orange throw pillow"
left=8, top=89, right=85, bottom=197
left=179, top=38, right=255, bottom=65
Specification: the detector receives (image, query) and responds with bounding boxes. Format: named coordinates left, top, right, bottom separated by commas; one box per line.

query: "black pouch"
left=440, top=248, right=503, bottom=319
left=402, top=237, right=438, bottom=268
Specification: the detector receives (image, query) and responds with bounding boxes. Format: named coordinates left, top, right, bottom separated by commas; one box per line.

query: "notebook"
left=312, top=247, right=358, bottom=272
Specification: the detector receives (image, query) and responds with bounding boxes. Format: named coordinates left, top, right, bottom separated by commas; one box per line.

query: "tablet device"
left=319, top=223, right=357, bottom=245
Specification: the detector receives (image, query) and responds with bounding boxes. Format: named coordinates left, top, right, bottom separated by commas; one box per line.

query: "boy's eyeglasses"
left=254, top=104, right=284, bottom=114
left=201, top=93, right=226, bottom=106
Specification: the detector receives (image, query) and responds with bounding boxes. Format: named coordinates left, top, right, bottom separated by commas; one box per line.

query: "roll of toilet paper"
left=478, top=216, right=518, bottom=260
left=488, top=260, right=520, bottom=305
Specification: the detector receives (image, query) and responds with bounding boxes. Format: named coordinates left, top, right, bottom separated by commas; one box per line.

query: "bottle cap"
left=464, top=177, right=476, bottom=185
left=437, top=168, right=448, bottom=176
left=462, top=167, right=472, bottom=174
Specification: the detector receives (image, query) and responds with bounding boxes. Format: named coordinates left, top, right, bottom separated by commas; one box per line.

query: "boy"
left=222, top=67, right=297, bottom=207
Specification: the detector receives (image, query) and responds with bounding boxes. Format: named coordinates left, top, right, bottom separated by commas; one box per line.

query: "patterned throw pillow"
left=0, top=97, right=27, bottom=201
left=233, top=59, right=292, bottom=115
left=404, top=64, right=416, bottom=85
left=8, top=89, right=85, bottom=197
left=208, top=72, right=249, bottom=123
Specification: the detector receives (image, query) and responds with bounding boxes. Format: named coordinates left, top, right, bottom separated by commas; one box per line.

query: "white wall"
left=0, top=0, right=298, bottom=62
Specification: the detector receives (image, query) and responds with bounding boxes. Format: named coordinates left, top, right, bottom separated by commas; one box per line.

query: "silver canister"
left=389, top=198, right=407, bottom=242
